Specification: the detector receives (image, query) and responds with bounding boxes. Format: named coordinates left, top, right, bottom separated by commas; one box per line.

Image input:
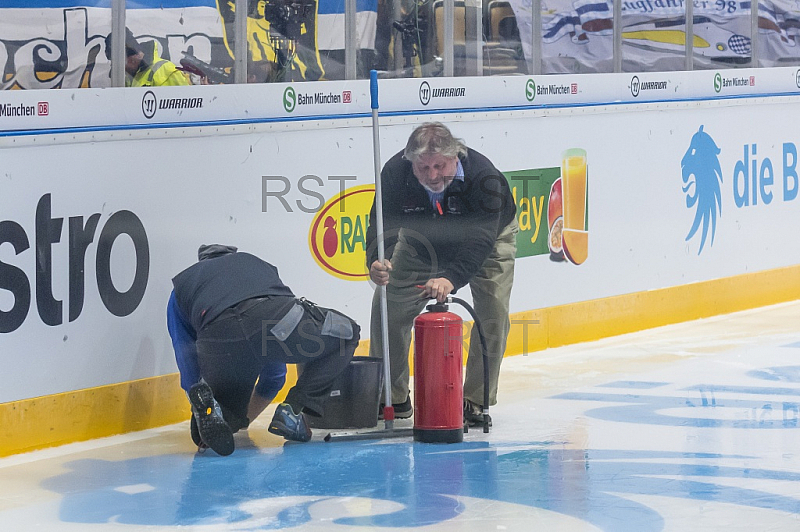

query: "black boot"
left=188, top=380, right=235, bottom=456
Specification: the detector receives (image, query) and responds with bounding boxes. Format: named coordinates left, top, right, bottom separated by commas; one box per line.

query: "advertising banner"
left=4, top=68, right=800, bottom=133
left=1, top=87, right=800, bottom=404
left=0, top=0, right=378, bottom=90
left=0, top=81, right=372, bottom=132
left=508, top=0, right=800, bottom=72
left=3, top=0, right=800, bottom=90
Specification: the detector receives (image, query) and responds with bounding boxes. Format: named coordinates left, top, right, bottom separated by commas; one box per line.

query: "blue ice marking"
left=746, top=365, right=800, bottom=383
left=598, top=381, right=669, bottom=389
left=555, top=383, right=800, bottom=429
left=40, top=440, right=800, bottom=530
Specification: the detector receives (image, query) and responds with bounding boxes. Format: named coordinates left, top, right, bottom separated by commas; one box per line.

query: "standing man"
left=167, top=245, right=359, bottom=455
left=366, top=122, right=518, bottom=426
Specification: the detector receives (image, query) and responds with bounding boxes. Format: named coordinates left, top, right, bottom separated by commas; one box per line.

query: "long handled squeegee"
left=325, top=70, right=413, bottom=443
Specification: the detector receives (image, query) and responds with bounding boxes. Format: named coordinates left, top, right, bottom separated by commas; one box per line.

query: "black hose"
left=450, top=297, right=490, bottom=433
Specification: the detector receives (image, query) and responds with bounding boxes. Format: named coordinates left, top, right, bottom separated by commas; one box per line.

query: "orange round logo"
left=308, top=184, right=375, bottom=281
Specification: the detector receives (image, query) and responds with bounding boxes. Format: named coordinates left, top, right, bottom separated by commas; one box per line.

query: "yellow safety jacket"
left=128, top=42, right=191, bottom=87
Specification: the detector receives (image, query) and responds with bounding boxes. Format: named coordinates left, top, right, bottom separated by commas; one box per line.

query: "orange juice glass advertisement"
left=561, top=148, right=587, bottom=231
left=561, top=148, right=588, bottom=265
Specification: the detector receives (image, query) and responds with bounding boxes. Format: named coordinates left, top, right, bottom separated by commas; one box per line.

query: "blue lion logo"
left=681, top=126, right=723, bottom=254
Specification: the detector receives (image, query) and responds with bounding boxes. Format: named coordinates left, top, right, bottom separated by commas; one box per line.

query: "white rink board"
left=2, top=68, right=800, bottom=133
left=1, top=85, right=800, bottom=403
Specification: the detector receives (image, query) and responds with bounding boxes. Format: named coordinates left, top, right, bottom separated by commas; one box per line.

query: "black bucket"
left=308, top=356, right=383, bottom=429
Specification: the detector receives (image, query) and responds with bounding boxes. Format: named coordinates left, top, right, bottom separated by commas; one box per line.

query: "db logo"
left=750, top=76, right=755, bottom=86
left=342, top=91, right=351, bottom=104
left=37, top=102, right=49, bottom=116
left=571, top=83, right=578, bottom=94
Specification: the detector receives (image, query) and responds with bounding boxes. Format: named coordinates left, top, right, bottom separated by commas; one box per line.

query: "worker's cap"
left=104, top=27, right=142, bottom=60
left=124, top=28, right=142, bottom=55
left=198, top=244, right=238, bottom=261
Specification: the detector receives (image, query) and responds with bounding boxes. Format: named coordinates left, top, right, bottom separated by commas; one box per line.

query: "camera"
left=180, top=52, right=232, bottom=84
left=263, top=0, right=316, bottom=42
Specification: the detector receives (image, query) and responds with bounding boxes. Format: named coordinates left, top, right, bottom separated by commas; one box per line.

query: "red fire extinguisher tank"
left=413, top=304, right=464, bottom=443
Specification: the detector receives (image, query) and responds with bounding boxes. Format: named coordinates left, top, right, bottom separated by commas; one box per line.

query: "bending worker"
left=167, top=245, right=359, bottom=455
left=366, top=122, right=518, bottom=426
left=105, top=28, right=190, bottom=87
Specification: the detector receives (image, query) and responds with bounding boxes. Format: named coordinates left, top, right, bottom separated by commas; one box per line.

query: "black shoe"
left=190, top=403, right=247, bottom=451
left=188, top=380, right=235, bottom=456
left=268, top=403, right=312, bottom=442
left=464, top=399, right=492, bottom=428
left=378, top=395, right=413, bottom=420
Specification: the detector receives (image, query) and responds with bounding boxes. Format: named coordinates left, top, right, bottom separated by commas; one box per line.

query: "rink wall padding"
left=2, top=71, right=800, bottom=455
left=2, top=264, right=799, bottom=457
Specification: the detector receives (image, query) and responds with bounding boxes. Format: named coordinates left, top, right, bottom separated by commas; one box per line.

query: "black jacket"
left=366, top=148, right=516, bottom=290
left=172, top=252, right=294, bottom=331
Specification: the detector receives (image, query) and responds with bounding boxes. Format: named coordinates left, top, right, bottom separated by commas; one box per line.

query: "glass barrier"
left=239, top=0, right=324, bottom=82
left=373, top=0, right=395, bottom=75
left=318, top=0, right=382, bottom=79
left=621, top=4, right=688, bottom=72
left=355, top=0, right=382, bottom=78
left=316, top=1, right=347, bottom=79
left=0, top=0, right=113, bottom=90
left=124, top=2, right=215, bottom=87
left=690, top=1, right=753, bottom=70
left=484, top=0, right=528, bottom=75
left=540, top=0, right=614, bottom=73
left=503, top=0, right=614, bottom=74
left=2, top=0, right=800, bottom=88
left=371, top=0, right=440, bottom=78
left=756, top=0, right=800, bottom=68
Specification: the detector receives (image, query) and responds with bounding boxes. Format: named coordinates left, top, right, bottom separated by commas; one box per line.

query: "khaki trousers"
left=370, top=218, right=518, bottom=406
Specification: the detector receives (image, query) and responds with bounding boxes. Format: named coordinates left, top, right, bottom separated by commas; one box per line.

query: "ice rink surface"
left=2, top=301, right=800, bottom=531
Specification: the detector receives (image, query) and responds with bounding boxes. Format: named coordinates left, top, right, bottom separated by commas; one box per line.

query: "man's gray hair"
left=403, top=122, right=467, bottom=163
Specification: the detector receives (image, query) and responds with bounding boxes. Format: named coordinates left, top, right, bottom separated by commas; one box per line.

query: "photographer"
left=216, top=0, right=325, bottom=82
left=105, top=28, right=190, bottom=87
